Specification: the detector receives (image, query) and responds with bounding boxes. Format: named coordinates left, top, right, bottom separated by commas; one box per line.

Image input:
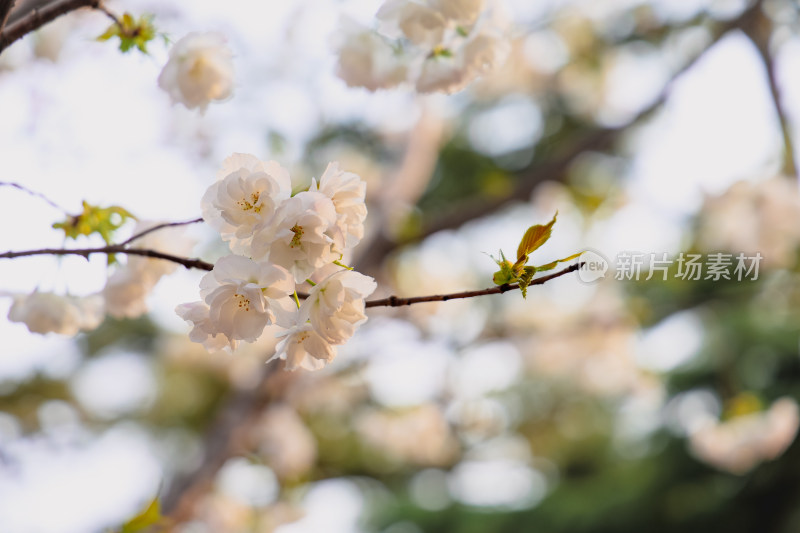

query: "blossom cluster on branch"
left=335, top=0, right=510, bottom=93
left=177, top=153, right=376, bottom=371
left=5, top=218, right=193, bottom=335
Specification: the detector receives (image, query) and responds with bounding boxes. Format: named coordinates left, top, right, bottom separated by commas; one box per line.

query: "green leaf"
left=119, top=497, right=162, bottom=533
left=492, top=250, right=517, bottom=285
left=534, top=251, right=585, bottom=273
left=96, top=13, right=158, bottom=55
left=53, top=201, right=136, bottom=244
left=96, top=26, right=119, bottom=42
left=518, top=266, right=536, bottom=299
left=515, top=212, right=558, bottom=267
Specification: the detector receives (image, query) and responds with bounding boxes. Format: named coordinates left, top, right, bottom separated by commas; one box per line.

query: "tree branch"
left=0, top=245, right=215, bottom=271
left=0, top=0, right=16, bottom=35
left=161, top=364, right=292, bottom=521
left=0, top=0, right=100, bottom=53
left=119, top=218, right=204, bottom=246
left=0, top=181, right=72, bottom=213
left=0, top=242, right=583, bottom=308
left=743, top=12, right=797, bottom=179
left=365, top=263, right=581, bottom=308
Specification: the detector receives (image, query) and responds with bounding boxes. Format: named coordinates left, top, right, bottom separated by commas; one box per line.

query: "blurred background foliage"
left=2, top=0, right=800, bottom=532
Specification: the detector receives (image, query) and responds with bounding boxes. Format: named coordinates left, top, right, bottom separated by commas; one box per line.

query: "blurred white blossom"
left=336, top=0, right=509, bottom=93
left=696, top=177, right=800, bottom=269
left=689, top=397, right=800, bottom=475
left=103, top=220, right=194, bottom=319
left=255, top=405, right=317, bottom=480
left=158, top=32, right=234, bottom=111
left=356, top=404, right=460, bottom=465
left=103, top=268, right=153, bottom=319
left=415, top=28, right=510, bottom=93
left=8, top=292, right=103, bottom=335
left=335, top=19, right=409, bottom=91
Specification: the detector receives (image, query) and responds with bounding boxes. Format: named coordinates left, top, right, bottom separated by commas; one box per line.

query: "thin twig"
left=0, top=0, right=99, bottom=53
left=743, top=14, right=798, bottom=179
left=0, top=245, right=214, bottom=271
left=94, top=0, right=119, bottom=26
left=0, top=181, right=72, bottom=213
left=365, top=263, right=582, bottom=308
left=119, top=218, right=204, bottom=246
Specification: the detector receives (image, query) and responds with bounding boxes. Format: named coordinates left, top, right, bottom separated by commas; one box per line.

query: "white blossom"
left=175, top=301, right=238, bottom=352
left=202, top=153, right=292, bottom=254
left=199, top=255, right=295, bottom=342
left=301, top=270, right=376, bottom=344
left=312, top=163, right=368, bottom=249
left=255, top=406, right=318, bottom=480
left=434, top=0, right=486, bottom=26
left=335, top=20, right=409, bottom=91
left=103, top=269, right=154, bottom=319
left=337, top=0, right=509, bottom=94
left=696, top=176, right=800, bottom=269
left=103, top=220, right=194, bottom=319
left=158, top=32, right=234, bottom=111
left=269, top=321, right=337, bottom=371
left=251, top=191, right=342, bottom=283
left=377, top=0, right=448, bottom=48
left=689, top=397, right=800, bottom=474
left=8, top=291, right=103, bottom=335
left=415, top=28, right=509, bottom=93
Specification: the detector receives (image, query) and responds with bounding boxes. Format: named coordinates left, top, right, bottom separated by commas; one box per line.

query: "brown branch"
left=119, top=218, right=204, bottom=246
left=0, top=245, right=214, bottom=271
left=161, top=364, right=292, bottom=521
left=0, top=0, right=100, bottom=53
left=0, top=242, right=582, bottom=307
left=93, top=0, right=118, bottom=25
left=366, top=263, right=582, bottom=308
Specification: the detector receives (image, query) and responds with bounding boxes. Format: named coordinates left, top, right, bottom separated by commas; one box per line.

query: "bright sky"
left=1, top=0, right=799, bottom=531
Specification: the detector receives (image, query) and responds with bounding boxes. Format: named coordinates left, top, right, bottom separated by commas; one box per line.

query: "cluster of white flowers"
left=335, top=0, right=510, bottom=94
left=158, top=32, right=234, bottom=112
left=178, top=153, right=376, bottom=371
